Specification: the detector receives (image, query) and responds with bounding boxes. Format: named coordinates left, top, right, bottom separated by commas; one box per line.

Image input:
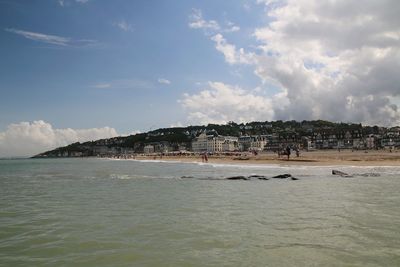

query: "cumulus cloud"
left=0, top=121, right=119, bottom=158
left=158, top=78, right=171, bottom=85
left=185, top=0, right=400, bottom=126
left=188, top=8, right=220, bottom=32
left=211, top=34, right=254, bottom=64
left=180, top=82, right=275, bottom=124
left=5, top=28, right=97, bottom=47
left=252, top=0, right=400, bottom=125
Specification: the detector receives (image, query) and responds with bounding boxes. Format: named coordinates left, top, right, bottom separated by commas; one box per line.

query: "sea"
left=1, top=158, right=400, bottom=266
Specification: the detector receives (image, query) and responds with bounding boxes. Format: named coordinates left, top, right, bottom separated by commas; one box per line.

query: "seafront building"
left=189, top=127, right=400, bottom=153
left=191, top=133, right=238, bottom=152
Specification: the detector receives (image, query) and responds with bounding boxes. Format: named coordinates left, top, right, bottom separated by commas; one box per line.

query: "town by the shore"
left=116, top=149, right=400, bottom=166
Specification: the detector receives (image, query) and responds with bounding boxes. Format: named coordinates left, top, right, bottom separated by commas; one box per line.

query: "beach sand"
left=133, top=150, right=400, bottom=166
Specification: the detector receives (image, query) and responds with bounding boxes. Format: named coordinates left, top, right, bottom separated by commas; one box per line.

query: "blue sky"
left=0, top=0, right=265, bottom=133
left=1, top=0, right=399, bottom=157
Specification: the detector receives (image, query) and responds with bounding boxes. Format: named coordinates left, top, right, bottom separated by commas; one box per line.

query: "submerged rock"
left=181, top=176, right=194, bottom=179
left=226, top=176, right=249, bottom=180
left=272, top=174, right=292, bottom=179
left=332, top=170, right=353, bottom=177
left=248, top=175, right=269, bottom=180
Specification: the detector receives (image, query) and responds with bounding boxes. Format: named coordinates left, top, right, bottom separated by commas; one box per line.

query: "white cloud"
left=189, top=0, right=400, bottom=126
left=113, top=20, right=134, bottom=32
left=5, top=28, right=96, bottom=47
left=170, top=122, right=184, bottom=128
left=211, top=34, right=254, bottom=64
left=188, top=9, right=220, bottom=32
left=58, top=0, right=89, bottom=7
left=180, top=82, right=275, bottom=124
left=251, top=0, right=400, bottom=125
left=225, top=25, right=240, bottom=33
left=157, top=78, right=171, bottom=85
left=224, top=21, right=240, bottom=33
left=188, top=9, right=241, bottom=34
left=92, top=83, right=111, bottom=89
left=0, top=121, right=119, bottom=158
left=120, top=130, right=141, bottom=137
left=92, top=79, right=153, bottom=90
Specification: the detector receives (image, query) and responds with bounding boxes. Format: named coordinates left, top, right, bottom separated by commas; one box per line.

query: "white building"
left=191, top=133, right=211, bottom=152
left=143, top=145, right=155, bottom=154
left=366, top=134, right=375, bottom=149
left=222, top=136, right=238, bottom=151
left=192, top=133, right=238, bottom=152
left=250, top=135, right=268, bottom=151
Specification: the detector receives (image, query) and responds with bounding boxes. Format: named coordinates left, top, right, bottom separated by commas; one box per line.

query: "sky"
left=1, top=0, right=400, bottom=157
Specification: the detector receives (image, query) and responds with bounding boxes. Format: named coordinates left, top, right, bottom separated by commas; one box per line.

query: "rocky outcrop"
left=225, top=174, right=297, bottom=180
left=332, top=170, right=353, bottom=177
left=332, top=170, right=381, bottom=178
left=271, top=174, right=292, bottom=179
left=248, top=175, right=269, bottom=180
left=226, top=176, right=249, bottom=180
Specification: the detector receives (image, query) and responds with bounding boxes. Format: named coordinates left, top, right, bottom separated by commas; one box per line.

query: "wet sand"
left=133, top=150, right=400, bottom=166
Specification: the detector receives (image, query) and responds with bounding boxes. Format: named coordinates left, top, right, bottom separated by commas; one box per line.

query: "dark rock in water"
left=272, top=174, right=292, bottom=179
left=248, top=175, right=265, bottom=178
left=248, top=175, right=269, bottom=180
left=226, top=176, right=249, bottom=180
left=291, top=177, right=299, bottom=180
left=181, top=176, right=194, bottom=179
left=332, top=170, right=353, bottom=177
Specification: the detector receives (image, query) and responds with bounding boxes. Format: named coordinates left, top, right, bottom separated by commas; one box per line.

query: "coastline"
left=128, top=150, right=400, bottom=166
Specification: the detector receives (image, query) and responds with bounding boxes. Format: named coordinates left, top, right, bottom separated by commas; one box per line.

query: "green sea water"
left=1, top=158, right=400, bottom=266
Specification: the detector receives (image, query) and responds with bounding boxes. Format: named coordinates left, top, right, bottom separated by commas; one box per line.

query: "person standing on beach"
left=286, top=145, right=291, bottom=160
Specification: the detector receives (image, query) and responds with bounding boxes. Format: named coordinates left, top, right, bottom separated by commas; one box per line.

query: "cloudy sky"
left=1, top=0, right=400, bottom=157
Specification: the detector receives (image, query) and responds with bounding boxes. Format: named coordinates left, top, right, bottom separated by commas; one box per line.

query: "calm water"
left=1, top=158, right=400, bottom=266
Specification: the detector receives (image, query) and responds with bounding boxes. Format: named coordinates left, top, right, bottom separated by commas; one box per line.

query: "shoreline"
left=128, top=150, right=400, bottom=166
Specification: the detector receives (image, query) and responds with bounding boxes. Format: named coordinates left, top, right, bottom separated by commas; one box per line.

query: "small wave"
left=109, top=174, right=155, bottom=179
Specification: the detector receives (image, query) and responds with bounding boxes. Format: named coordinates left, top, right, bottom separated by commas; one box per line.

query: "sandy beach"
left=132, top=150, right=400, bottom=166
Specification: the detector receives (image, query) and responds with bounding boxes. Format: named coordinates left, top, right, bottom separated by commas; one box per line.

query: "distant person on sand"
left=286, top=145, right=291, bottom=160
left=202, top=152, right=208, bottom=163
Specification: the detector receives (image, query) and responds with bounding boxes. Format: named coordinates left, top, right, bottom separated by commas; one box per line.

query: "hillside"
left=32, top=120, right=396, bottom=158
